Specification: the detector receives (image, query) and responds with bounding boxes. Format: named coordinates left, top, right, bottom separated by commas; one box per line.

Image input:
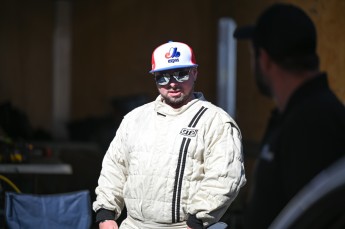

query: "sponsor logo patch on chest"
left=179, top=128, right=198, bottom=137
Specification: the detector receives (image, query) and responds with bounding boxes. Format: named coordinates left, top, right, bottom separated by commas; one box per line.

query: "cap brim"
left=233, top=25, right=255, bottom=39
left=149, top=64, right=198, bottom=73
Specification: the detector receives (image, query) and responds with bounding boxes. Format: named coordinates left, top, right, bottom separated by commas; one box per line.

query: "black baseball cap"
left=234, top=3, right=318, bottom=63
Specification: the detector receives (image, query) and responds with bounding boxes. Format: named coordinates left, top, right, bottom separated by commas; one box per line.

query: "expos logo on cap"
left=149, top=41, right=198, bottom=73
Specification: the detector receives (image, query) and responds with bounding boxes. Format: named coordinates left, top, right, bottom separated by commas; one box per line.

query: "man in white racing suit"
left=93, top=41, right=246, bottom=229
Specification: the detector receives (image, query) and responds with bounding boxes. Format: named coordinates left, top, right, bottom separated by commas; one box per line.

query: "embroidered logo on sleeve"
left=179, top=128, right=198, bottom=137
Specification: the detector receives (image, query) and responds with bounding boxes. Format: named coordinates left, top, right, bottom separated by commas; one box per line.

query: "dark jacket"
left=244, top=73, right=345, bottom=229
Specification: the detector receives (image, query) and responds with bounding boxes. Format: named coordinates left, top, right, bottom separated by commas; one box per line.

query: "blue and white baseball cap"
left=149, top=41, right=198, bottom=73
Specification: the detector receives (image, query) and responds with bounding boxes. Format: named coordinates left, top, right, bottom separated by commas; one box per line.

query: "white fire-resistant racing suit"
left=93, top=92, right=246, bottom=228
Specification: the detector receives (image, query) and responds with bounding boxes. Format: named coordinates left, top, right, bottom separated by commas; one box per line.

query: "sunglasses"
left=154, top=69, right=191, bottom=86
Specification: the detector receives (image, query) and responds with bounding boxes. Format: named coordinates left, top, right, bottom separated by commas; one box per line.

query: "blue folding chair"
left=5, top=190, right=92, bottom=229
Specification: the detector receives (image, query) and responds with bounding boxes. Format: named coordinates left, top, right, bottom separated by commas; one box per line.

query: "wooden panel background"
left=0, top=0, right=344, bottom=144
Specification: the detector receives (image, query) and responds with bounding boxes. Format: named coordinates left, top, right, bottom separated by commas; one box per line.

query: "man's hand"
left=99, top=220, right=118, bottom=229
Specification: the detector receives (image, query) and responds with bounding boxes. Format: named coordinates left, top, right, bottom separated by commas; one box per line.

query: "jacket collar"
left=154, top=92, right=206, bottom=116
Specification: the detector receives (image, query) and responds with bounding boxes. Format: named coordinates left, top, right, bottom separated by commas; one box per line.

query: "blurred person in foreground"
left=93, top=41, right=246, bottom=229
left=234, top=3, right=345, bottom=229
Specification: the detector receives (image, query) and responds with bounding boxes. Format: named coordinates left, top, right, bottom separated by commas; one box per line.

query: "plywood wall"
left=0, top=1, right=54, bottom=132
left=0, top=0, right=344, bottom=143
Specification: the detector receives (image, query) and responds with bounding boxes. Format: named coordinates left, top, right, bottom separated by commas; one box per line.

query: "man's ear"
left=259, top=48, right=273, bottom=74
left=191, top=68, right=198, bottom=81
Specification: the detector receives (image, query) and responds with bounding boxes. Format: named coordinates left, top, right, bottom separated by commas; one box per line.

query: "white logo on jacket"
left=260, top=144, right=274, bottom=161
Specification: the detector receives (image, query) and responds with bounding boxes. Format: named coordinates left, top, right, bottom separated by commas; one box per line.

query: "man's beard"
left=254, top=58, right=272, bottom=98
left=164, top=95, right=186, bottom=108
left=161, top=86, right=194, bottom=108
